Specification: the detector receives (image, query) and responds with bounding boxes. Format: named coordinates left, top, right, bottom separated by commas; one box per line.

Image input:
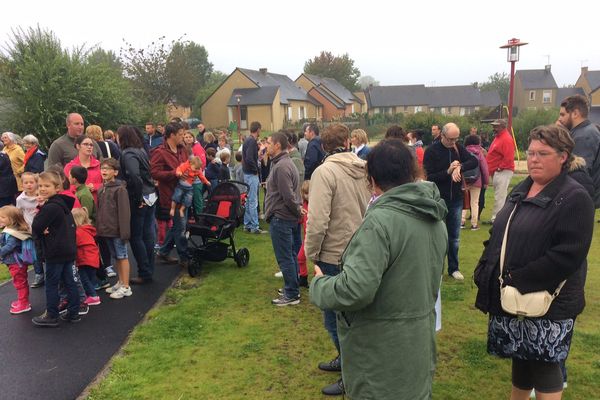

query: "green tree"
left=194, top=70, right=228, bottom=119
left=166, top=41, right=213, bottom=108
left=304, top=51, right=361, bottom=91
left=0, top=26, right=137, bottom=149
left=358, top=75, right=379, bottom=89
left=512, top=108, right=559, bottom=150
left=479, top=72, right=510, bottom=104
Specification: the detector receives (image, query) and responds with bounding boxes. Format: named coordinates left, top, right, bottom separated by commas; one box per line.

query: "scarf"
left=23, top=145, right=37, bottom=167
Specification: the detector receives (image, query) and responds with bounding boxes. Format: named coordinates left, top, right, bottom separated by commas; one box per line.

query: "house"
left=575, top=67, right=600, bottom=107
left=295, top=74, right=364, bottom=119
left=200, top=68, right=321, bottom=131
left=428, top=85, right=486, bottom=116
left=513, top=65, right=558, bottom=114
left=555, top=87, right=586, bottom=107
left=365, top=85, right=429, bottom=115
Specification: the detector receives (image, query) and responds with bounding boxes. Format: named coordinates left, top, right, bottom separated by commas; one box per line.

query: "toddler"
left=172, top=155, right=210, bottom=218
left=72, top=208, right=101, bottom=306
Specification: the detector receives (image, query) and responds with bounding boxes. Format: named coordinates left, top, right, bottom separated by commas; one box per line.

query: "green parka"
left=310, top=181, right=447, bottom=400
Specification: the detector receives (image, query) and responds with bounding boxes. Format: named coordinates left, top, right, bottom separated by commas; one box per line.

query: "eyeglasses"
left=100, top=167, right=115, bottom=171
left=443, top=135, right=459, bottom=142
left=81, top=142, right=94, bottom=147
left=526, top=150, right=559, bottom=159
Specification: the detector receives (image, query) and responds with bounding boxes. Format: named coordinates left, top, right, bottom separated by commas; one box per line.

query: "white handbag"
left=499, top=204, right=565, bottom=318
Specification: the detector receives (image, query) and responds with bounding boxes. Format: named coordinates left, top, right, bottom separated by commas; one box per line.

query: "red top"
left=415, top=146, right=424, bottom=167
left=486, top=129, right=515, bottom=175
left=64, top=155, right=103, bottom=202
left=176, top=160, right=210, bottom=185
left=75, top=224, right=100, bottom=268
left=190, top=142, right=207, bottom=170
left=150, top=142, right=189, bottom=209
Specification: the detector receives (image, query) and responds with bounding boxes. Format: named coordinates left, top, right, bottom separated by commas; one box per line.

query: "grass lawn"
left=6, top=175, right=600, bottom=399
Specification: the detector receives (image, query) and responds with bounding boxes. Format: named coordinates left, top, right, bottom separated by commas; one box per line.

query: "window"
left=529, top=91, right=536, bottom=101
left=380, top=107, right=391, bottom=114
left=543, top=90, right=552, bottom=104
left=351, top=104, right=355, bottom=114
left=414, top=106, right=423, bottom=113
left=298, top=106, right=306, bottom=120
left=441, top=107, right=447, bottom=115
left=287, top=107, right=292, bottom=121
left=404, top=105, right=408, bottom=112
left=459, top=107, right=466, bottom=116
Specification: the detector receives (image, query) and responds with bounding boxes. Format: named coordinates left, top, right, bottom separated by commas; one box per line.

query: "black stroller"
left=186, top=181, right=250, bottom=277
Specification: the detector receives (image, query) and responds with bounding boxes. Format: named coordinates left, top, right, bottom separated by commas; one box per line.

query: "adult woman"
left=63, top=135, right=103, bottom=201
left=202, top=131, right=218, bottom=151
left=117, top=125, right=157, bottom=284
left=22, top=135, right=47, bottom=173
left=150, top=122, right=189, bottom=267
left=1, top=132, right=25, bottom=191
left=310, top=139, right=448, bottom=400
left=350, top=128, right=370, bottom=160
left=0, top=152, right=17, bottom=206
left=474, top=125, right=594, bottom=400
left=183, top=130, right=207, bottom=217
left=86, top=125, right=120, bottom=160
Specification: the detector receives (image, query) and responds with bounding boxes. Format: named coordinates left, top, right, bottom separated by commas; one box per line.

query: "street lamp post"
left=500, top=38, right=528, bottom=134
left=235, top=94, right=242, bottom=146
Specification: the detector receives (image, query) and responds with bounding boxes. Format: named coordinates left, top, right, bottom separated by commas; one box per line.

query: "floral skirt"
left=487, top=315, right=574, bottom=363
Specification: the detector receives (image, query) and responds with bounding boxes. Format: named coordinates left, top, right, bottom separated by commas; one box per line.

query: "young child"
left=69, top=166, right=96, bottom=223
left=0, top=206, right=32, bottom=314
left=97, top=158, right=132, bottom=300
left=218, top=151, right=231, bottom=182
left=31, top=171, right=79, bottom=326
left=204, top=148, right=220, bottom=190
left=233, top=151, right=244, bottom=182
left=72, top=208, right=101, bottom=306
left=172, top=155, right=210, bottom=218
left=45, top=165, right=82, bottom=209
left=16, top=172, right=45, bottom=288
left=297, top=181, right=310, bottom=287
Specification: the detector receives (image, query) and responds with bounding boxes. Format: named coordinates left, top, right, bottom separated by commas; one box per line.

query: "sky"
left=1, top=0, right=598, bottom=88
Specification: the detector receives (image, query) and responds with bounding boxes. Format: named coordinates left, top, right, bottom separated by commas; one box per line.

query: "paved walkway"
left=0, top=260, right=181, bottom=400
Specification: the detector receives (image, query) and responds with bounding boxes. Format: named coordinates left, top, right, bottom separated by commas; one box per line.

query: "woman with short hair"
left=86, top=125, right=120, bottom=160
left=350, top=129, right=370, bottom=160
left=1, top=132, right=25, bottom=190
left=22, top=134, right=47, bottom=174
left=63, top=135, right=103, bottom=200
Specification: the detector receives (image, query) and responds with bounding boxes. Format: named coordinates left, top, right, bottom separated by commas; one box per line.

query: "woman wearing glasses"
left=64, top=135, right=103, bottom=202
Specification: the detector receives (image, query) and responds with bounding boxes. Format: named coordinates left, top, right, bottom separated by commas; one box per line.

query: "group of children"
left=0, top=158, right=132, bottom=326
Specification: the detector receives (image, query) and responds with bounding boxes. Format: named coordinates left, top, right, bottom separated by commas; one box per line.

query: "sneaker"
left=471, top=225, right=480, bottom=231
left=529, top=389, right=536, bottom=399
left=154, top=243, right=161, bottom=250
left=10, top=302, right=32, bottom=314
left=110, top=285, right=132, bottom=299
left=322, top=378, right=344, bottom=396
left=57, top=299, right=68, bottom=314
left=251, top=228, right=267, bottom=234
left=277, top=288, right=301, bottom=298
left=105, top=266, right=117, bottom=277
left=30, top=273, right=45, bottom=288
left=105, top=281, right=122, bottom=294
left=60, top=312, right=82, bottom=323
left=451, top=271, right=465, bottom=281
left=79, top=304, right=89, bottom=315
left=10, top=300, right=19, bottom=308
left=95, top=278, right=111, bottom=291
left=85, top=296, right=101, bottom=306
left=460, top=222, right=465, bottom=229
left=32, top=311, right=59, bottom=327
left=274, top=271, right=283, bottom=278
left=271, top=294, right=300, bottom=306
left=318, top=355, right=341, bottom=372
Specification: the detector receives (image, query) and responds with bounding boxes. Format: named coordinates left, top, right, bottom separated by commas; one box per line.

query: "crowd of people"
left=1, top=93, right=599, bottom=399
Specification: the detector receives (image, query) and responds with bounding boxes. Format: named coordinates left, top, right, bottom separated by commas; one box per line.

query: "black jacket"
left=304, top=136, right=325, bottom=180
left=120, top=148, right=156, bottom=207
left=474, top=172, right=594, bottom=320
left=242, top=135, right=259, bottom=174
left=423, top=140, right=478, bottom=203
left=570, top=119, right=600, bottom=207
left=98, top=140, right=121, bottom=160
left=24, top=148, right=46, bottom=174
left=32, top=194, right=76, bottom=263
left=0, top=153, right=17, bottom=198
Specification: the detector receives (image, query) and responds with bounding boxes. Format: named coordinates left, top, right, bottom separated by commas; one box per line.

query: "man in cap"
left=485, top=119, right=514, bottom=223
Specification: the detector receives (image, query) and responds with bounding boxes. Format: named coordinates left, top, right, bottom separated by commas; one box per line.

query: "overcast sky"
left=1, top=0, right=598, bottom=88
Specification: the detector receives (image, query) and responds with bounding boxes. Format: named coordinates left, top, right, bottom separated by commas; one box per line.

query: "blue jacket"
left=304, top=136, right=325, bottom=180
left=24, top=149, right=46, bottom=174
left=0, top=232, right=21, bottom=265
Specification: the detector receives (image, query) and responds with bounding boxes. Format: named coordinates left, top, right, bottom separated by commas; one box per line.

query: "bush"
left=512, top=108, right=559, bottom=150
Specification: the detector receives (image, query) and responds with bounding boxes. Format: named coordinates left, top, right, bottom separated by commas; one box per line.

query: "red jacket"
left=75, top=224, right=100, bottom=268
left=150, top=142, right=189, bottom=209
left=486, top=129, right=515, bottom=175
left=64, top=155, right=103, bottom=202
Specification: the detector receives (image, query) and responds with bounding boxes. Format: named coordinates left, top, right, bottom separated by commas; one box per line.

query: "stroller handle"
left=227, top=180, right=250, bottom=190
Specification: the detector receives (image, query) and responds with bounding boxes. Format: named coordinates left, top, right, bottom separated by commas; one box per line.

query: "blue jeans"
left=33, top=260, right=44, bottom=275
left=130, top=203, right=157, bottom=279
left=172, top=182, right=194, bottom=207
left=78, top=266, right=97, bottom=297
left=318, top=261, right=341, bottom=352
left=269, top=217, right=301, bottom=299
left=45, top=261, right=79, bottom=318
left=160, top=208, right=188, bottom=261
left=243, top=173, right=259, bottom=231
left=444, top=197, right=463, bottom=275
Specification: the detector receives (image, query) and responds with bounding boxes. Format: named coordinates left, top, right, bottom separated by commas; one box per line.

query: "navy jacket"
left=0, top=153, right=17, bottom=198
left=304, top=136, right=325, bottom=180
left=24, top=149, right=46, bottom=174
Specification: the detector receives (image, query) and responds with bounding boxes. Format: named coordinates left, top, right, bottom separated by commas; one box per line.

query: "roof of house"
left=590, top=106, right=600, bottom=125
left=428, top=85, right=482, bottom=107
left=303, top=74, right=363, bottom=104
left=555, top=87, right=586, bottom=106
left=365, top=85, right=429, bottom=108
left=480, top=90, right=502, bottom=107
left=586, top=71, right=600, bottom=92
left=309, top=86, right=345, bottom=109
left=226, top=86, right=279, bottom=106
left=515, top=69, right=558, bottom=89
left=238, top=68, right=320, bottom=105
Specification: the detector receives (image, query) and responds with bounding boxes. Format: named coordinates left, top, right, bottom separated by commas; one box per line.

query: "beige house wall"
left=288, top=100, right=319, bottom=122
left=271, top=91, right=284, bottom=131
left=247, top=105, right=274, bottom=132
left=514, top=76, right=557, bottom=113
left=591, top=90, right=600, bottom=107
left=295, top=75, right=314, bottom=93
left=200, top=69, right=257, bottom=129
left=353, top=91, right=367, bottom=113
left=575, top=75, right=592, bottom=95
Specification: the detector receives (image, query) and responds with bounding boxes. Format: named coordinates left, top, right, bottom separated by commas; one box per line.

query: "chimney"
left=544, top=64, right=551, bottom=72
left=581, top=66, right=588, bottom=75
left=259, top=68, right=267, bottom=74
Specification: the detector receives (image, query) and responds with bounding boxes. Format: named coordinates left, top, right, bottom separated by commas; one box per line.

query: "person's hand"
left=447, top=161, right=460, bottom=174
left=300, top=208, right=307, bottom=216
left=452, top=166, right=462, bottom=182
left=43, top=228, right=49, bottom=235
left=207, top=182, right=212, bottom=186
left=176, top=170, right=183, bottom=177
left=87, top=183, right=95, bottom=192
left=314, top=265, right=323, bottom=277
left=139, top=202, right=145, bottom=209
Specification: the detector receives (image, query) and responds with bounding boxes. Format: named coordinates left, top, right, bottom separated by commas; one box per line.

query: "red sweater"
left=75, top=224, right=100, bottom=268
left=486, top=129, right=515, bottom=175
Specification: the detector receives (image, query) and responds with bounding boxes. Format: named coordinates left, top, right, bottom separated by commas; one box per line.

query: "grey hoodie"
left=16, top=192, right=38, bottom=227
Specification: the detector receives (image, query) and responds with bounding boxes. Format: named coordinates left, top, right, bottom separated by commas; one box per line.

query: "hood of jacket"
left=321, top=152, right=367, bottom=180
left=465, top=144, right=483, bottom=157
left=372, top=181, right=447, bottom=222
left=77, top=224, right=97, bottom=238
left=48, top=193, right=75, bottom=214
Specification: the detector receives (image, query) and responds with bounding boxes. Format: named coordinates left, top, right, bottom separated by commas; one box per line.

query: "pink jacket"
left=465, top=144, right=489, bottom=188
left=64, top=155, right=103, bottom=202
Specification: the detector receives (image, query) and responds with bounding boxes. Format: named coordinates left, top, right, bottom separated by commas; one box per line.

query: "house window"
left=529, top=91, right=536, bottom=101
left=380, top=107, right=391, bottom=114
left=351, top=104, right=355, bottom=114
left=298, top=106, right=306, bottom=120
left=414, top=106, right=423, bottom=113
left=441, top=107, right=447, bottom=115
left=404, top=106, right=408, bottom=112
left=543, top=90, right=552, bottom=104
left=287, top=107, right=292, bottom=121
left=459, top=107, right=466, bottom=116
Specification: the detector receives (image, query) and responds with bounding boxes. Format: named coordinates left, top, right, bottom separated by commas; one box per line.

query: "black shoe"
left=322, top=378, right=344, bottom=396
left=318, top=355, right=341, bottom=372
left=60, top=312, right=82, bottom=323
left=156, top=252, right=179, bottom=264
left=130, top=277, right=153, bottom=285
left=299, top=275, right=309, bottom=288
left=32, top=311, right=59, bottom=328
left=78, top=304, right=89, bottom=315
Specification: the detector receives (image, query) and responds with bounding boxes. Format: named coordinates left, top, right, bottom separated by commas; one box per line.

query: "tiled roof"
left=309, top=86, right=345, bottom=109
left=428, top=85, right=482, bottom=107
left=586, top=71, right=600, bottom=92
left=238, top=68, right=320, bottom=105
left=365, top=85, right=429, bottom=108
left=304, top=74, right=362, bottom=104
left=226, top=87, right=279, bottom=106
left=365, top=85, right=500, bottom=108
left=515, top=69, right=558, bottom=89
left=555, top=87, right=586, bottom=106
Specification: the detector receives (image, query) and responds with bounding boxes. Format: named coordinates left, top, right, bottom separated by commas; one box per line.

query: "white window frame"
left=543, top=90, right=552, bottom=104
left=529, top=91, right=536, bottom=101
left=414, top=106, right=423, bottom=113
left=287, top=106, right=292, bottom=121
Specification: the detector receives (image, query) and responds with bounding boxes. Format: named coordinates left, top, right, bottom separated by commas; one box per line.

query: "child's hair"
left=206, top=148, right=216, bottom=158
left=72, top=208, right=91, bottom=227
left=0, top=205, right=30, bottom=233
left=21, top=171, right=38, bottom=182
left=220, top=151, right=230, bottom=164
left=189, top=156, right=203, bottom=169
left=235, top=151, right=242, bottom=162
left=101, top=158, right=120, bottom=171
left=70, top=165, right=88, bottom=185
left=40, top=169, right=67, bottom=190
left=301, top=180, right=310, bottom=202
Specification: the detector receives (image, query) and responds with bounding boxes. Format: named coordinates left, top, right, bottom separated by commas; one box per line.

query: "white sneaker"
left=451, top=271, right=465, bottom=281
left=105, top=281, right=122, bottom=294
left=110, top=285, right=132, bottom=299
left=529, top=389, right=536, bottom=399
left=105, top=266, right=117, bottom=277
left=274, top=271, right=283, bottom=278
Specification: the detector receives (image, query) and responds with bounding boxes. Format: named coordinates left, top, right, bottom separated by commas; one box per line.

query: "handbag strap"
left=498, top=202, right=566, bottom=297
left=104, top=141, right=112, bottom=158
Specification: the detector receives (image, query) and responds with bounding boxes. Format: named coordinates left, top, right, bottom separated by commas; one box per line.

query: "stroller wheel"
left=188, top=260, right=203, bottom=277
left=235, top=248, right=250, bottom=268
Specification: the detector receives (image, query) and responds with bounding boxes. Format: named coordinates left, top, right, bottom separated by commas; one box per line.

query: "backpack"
left=17, top=238, right=37, bottom=266
left=462, top=152, right=481, bottom=185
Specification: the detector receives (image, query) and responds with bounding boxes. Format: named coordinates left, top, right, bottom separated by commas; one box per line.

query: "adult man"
left=424, top=122, right=478, bottom=281
left=303, top=123, right=325, bottom=180
left=144, top=122, right=163, bottom=150
left=485, top=119, right=515, bottom=222
left=47, top=113, right=102, bottom=167
left=559, top=95, right=600, bottom=207
left=305, top=123, right=371, bottom=396
left=242, top=121, right=265, bottom=234
left=157, top=123, right=165, bottom=135
left=431, top=124, right=442, bottom=142
left=264, top=132, right=303, bottom=306
left=469, top=126, right=478, bottom=136
left=297, top=130, right=308, bottom=159
left=197, top=123, right=207, bottom=146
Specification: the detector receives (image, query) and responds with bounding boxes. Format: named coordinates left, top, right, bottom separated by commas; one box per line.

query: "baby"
left=172, top=156, right=210, bottom=218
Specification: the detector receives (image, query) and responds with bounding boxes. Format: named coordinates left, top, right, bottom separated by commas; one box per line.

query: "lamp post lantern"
left=235, top=93, right=242, bottom=145
left=500, top=38, right=528, bottom=134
